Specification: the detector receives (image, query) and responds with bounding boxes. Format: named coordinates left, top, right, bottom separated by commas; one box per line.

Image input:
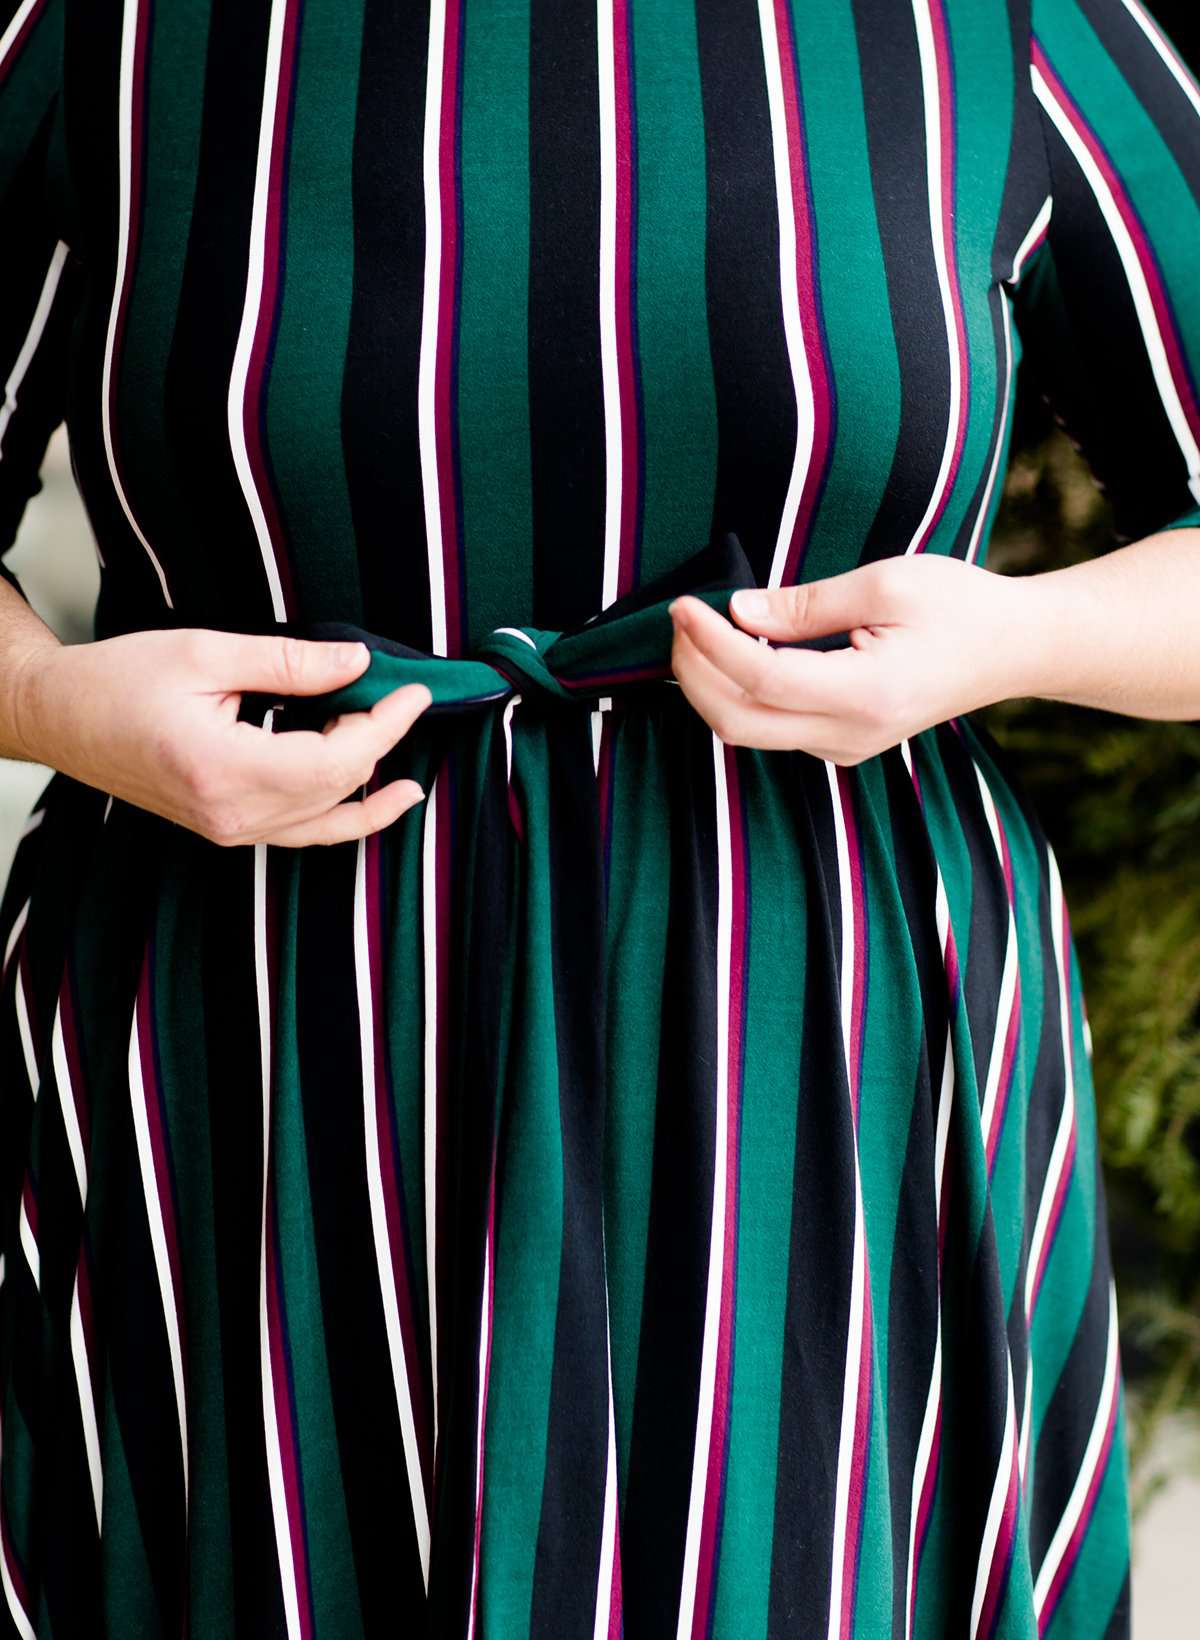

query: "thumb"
left=728, top=567, right=890, bottom=641
left=207, top=631, right=372, bottom=696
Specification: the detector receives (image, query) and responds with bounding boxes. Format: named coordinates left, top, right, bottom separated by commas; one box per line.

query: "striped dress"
left=2, top=0, right=1200, bottom=1634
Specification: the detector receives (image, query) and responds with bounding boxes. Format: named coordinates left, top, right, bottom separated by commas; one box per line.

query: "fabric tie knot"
left=228, top=531, right=852, bottom=733
left=266, top=531, right=768, bottom=729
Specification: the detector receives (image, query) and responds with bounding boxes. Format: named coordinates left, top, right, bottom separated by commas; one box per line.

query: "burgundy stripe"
left=467, top=1138, right=498, bottom=1637
left=135, top=946, right=188, bottom=1356
left=837, top=772, right=869, bottom=1117
left=1028, top=895, right=1080, bottom=1314
left=434, top=0, right=467, bottom=655
left=607, top=1520, right=623, bottom=1640
left=915, top=0, right=970, bottom=551
left=104, top=0, right=154, bottom=568
left=835, top=768, right=874, bottom=1635
left=241, top=0, right=302, bottom=619
left=611, top=0, right=641, bottom=598
left=978, top=1446, right=1021, bottom=1640
left=691, top=744, right=748, bottom=1635
left=562, top=662, right=672, bottom=692
left=58, top=967, right=91, bottom=1162
left=1037, top=1375, right=1121, bottom=1636
left=772, top=0, right=835, bottom=584
left=432, top=762, right=455, bottom=1448
left=905, top=736, right=966, bottom=1621
left=841, top=1285, right=875, bottom=1635
left=909, top=1403, right=943, bottom=1632
left=365, top=830, right=434, bottom=1495
left=0, top=0, right=49, bottom=96
left=266, top=1197, right=316, bottom=1640
left=987, top=808, right=1022, bottom=1175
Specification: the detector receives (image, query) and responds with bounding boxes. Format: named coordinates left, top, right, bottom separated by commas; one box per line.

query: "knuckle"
left=785, top=582, right=814, bottom=630
left=201, top=801, right=248, bottom=846
left=320, top=750, right=359, bottom=794
left=275, top=635, right=313, bottom=693
left=873, top=556, right=911, bottom=608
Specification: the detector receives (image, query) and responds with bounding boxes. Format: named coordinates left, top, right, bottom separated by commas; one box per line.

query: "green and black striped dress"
left=2, top=0, right=1200, bottom=1633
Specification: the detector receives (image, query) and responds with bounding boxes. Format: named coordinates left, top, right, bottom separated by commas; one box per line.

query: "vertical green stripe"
left=480, top=726, right=563, bottom=1632
left=274, top=858, right=364, bottom=1637
left=152, top=854, right=235, bottom=1635
left=787, top=0, right=900, bottom=583
left=854, top=758, right=927, bottom=1388
left=602, top=714, right=673, bottom=1496
left=630, top=0, right=718, bottom=583
left=1042, top=1386, right=1130, bottom=1640
left=115, top=0, right=208, bottom=536
left=98, top=1374, right=159, bottom=1635
left=1037, top=0, right=1200, bottom=275
left=710, top=753, right=804, bottom=1637
left=936, top=0, right=1017, bottom=554
left=265, top=0, right=364, bottom=618
left=457, top=0, right=534, bottom=641
left=964, top=724, right=1048, bottom=1311
left=0, top=0, right=62, bottom=180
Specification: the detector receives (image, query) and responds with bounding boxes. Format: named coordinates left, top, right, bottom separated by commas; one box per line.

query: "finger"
left=672, top=626, right=833, bottom=752
left=200, top=630, right=373, bottom=697
left=228, top=682, right=433, bottom=798
left=670, top=596, right=867, bottom=714
left=259, top=777, right=426, bottom=848
left=710, top=564, right=896, bottom=642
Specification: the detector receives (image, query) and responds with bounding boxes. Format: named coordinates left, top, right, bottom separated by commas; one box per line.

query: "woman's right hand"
left=9, top=627, right=432, bottom=847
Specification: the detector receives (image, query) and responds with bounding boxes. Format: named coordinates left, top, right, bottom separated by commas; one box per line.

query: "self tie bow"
left=252, top=530, right=852, bottom=729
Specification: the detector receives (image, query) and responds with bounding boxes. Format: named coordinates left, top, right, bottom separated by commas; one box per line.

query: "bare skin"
left=1, top=524, right=1195, bottom=842
left=0, top=582, right=432, bottom=847
left=667, top=527, right=1200, bottom=760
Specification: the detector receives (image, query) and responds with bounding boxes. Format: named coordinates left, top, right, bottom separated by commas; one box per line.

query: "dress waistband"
left=238, top=532, right=851, bottom=730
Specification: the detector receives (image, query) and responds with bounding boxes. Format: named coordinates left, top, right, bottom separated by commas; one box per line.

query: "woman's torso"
left=46, top=0, right=1052, bottom=647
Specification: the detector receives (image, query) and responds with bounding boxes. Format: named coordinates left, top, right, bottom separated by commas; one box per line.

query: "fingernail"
left=731, top=589, right=770, bottom=622
left=335, top=641, right=369, bottom=668
left=668, top=599, right=690, bottom=630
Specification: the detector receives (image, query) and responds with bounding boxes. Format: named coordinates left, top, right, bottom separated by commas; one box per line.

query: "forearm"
left=1002, top=527, right=1200, bottom=720
left=0, top=573, right=66, bottom=764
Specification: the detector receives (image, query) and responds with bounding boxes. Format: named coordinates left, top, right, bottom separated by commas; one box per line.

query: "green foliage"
left=983, top=427, right=1200, bottom=1495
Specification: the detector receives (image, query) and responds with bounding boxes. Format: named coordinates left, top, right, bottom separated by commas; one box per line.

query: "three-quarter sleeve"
left=1015, top=0, right=1200, bottom=544
left=0, top=0, right=79, bottom=603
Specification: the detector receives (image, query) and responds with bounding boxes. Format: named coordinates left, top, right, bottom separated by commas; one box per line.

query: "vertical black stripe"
left=293, top=844, right=429, bottom=1627
left=202, top=839, right=288, bottom=1640
left=766, top=756, right=857, bottom=1638
left=621, top=705, right=720, bottom=1635
left=693, top=0, right=796, bottom=585
left=882, top=744, right=952, bottom=1635
left=1029, top=1140, right=1114, bottom=1575
left=527, top=0, right=606, bottom=629
left=342, top=1, right=435, bottom=651
left=529, top=717, right=610, bottom=1638
left=851, top=0, right=953, bottom=564
left=159, top=1, right=275, bottom=628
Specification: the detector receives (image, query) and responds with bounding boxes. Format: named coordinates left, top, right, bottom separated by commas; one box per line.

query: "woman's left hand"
left=668, top=554, right=1030, bottom=765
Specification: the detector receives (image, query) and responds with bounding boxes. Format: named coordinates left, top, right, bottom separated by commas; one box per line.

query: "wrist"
left=987, top=565, right=1082, bottom=705
left=6, top=636, right=69, bottom=766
